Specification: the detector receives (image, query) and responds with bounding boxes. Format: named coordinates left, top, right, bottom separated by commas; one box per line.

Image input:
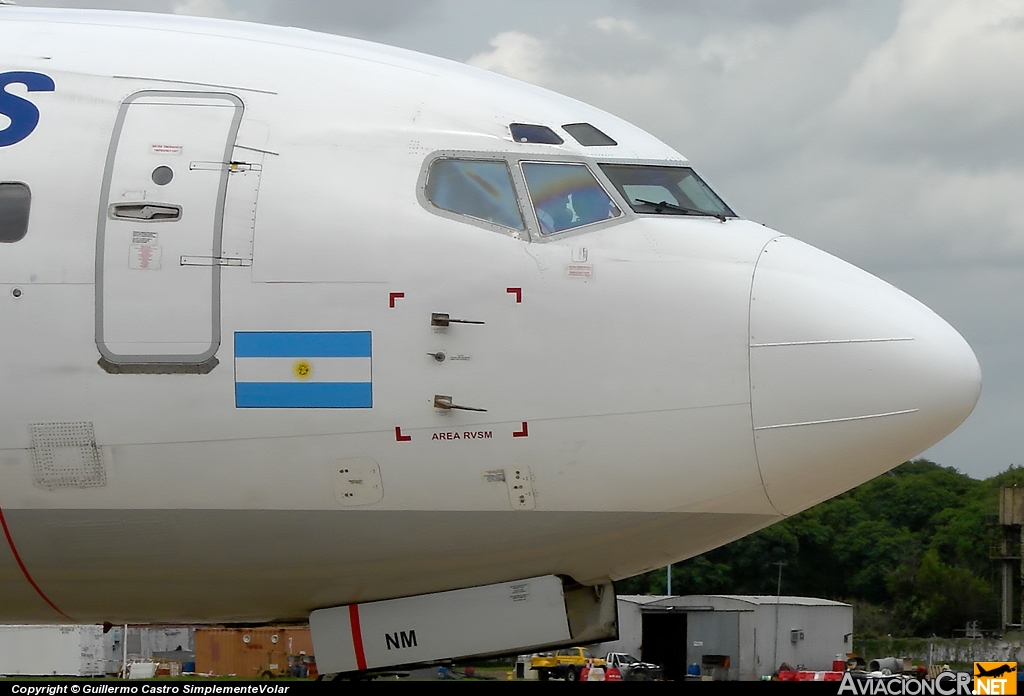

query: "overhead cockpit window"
left=600, top=164, right=735, bottom=221
left=521, top=162, right=621, bottom=235
left=562, top=123, right=617, bottom=147
left=425, top=159, right=525, bottom=230
left=0, top=182, right=31, bottom=243
left=509, top=123, right=564, bottom=145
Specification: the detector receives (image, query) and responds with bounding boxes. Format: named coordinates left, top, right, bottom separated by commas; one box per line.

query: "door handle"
left=434, top=395, right=487, bottom=412
left=189, top=160, right=263, bottom=173
left=431, top=313, right=484, bottom=327
left=180, top=255, right=253, bottom=267
left=108, top=203, right=182, bottom=221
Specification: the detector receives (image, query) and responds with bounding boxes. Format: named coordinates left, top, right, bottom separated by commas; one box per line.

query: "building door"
left=642, top=611, right=688, bottom=681
left=96, top=91, right=242, bottom=368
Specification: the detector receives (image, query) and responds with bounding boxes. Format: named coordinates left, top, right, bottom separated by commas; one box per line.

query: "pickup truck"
left=530, top=648, right=606, bottom=681
left=604, top=652, right=663, bottom=681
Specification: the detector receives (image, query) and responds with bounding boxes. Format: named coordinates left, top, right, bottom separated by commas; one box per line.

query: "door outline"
left=95, top=90, right=244, bottom=368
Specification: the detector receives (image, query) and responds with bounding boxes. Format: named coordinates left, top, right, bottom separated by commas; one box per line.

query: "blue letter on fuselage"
left=0, top=72, right=55, bottom=147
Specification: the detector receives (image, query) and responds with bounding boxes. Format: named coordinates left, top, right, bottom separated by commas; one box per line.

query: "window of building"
left=520, top=162, right=621, bottom=235
left=0, top=182, right=31, bottom=243
left=425, top=159, right=525, bottom=230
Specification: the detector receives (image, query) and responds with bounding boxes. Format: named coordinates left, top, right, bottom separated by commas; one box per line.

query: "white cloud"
left=467, top=30, right=554, bottom=86
left=697, top=26, right=776, bottom=73
left=590, top=16, right=645, bottom=39
left=771, top=0, right=1024, bottom=269
left=831, top=0, right=1024, bottom=164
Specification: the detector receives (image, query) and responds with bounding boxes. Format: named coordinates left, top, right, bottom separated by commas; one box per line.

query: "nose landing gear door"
left=95, top=91, right=243, bottom=371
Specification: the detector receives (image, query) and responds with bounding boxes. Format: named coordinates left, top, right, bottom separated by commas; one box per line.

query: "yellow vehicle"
left=530, top=648, right=607, bottom=682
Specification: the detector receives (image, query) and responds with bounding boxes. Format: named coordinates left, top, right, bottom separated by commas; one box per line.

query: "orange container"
left=194, top=626, right=316, bottom=678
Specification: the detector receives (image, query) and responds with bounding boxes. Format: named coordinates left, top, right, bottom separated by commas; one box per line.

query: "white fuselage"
left=0, top=9, right=980, bottom=624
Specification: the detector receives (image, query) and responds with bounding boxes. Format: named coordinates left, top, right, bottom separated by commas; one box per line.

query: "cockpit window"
left=563, top=123, right=617, bottom=147
left=510, top=123, right=563, bottom=145
left=599, top=164, right=735, bottom=220
left=425, top=159, right=525, bottom=230
left=0, top=182, right=31, bottom=243
left=521, top=162, right=621, bottom=235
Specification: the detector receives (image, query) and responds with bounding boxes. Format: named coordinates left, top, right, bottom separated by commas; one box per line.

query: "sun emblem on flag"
left=293, top=359, right=313, bottom=380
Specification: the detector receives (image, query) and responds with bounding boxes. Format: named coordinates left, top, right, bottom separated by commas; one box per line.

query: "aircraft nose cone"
left=749, top=236, right=981, bottom=515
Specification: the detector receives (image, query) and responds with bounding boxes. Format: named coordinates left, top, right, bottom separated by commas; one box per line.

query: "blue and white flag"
left=234, top=331, right=372, bottom=408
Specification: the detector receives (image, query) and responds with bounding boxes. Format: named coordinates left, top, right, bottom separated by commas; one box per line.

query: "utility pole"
left=121, top=624, right=128, bottom=679
left=772, top=562, right=786, bottom=674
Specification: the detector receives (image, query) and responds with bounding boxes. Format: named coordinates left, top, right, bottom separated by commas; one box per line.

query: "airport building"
left=595, top=595, right=853, bottom=681
left=0, top=625, right=315, bottom=678
left=0, top=625, right=194, bottom=677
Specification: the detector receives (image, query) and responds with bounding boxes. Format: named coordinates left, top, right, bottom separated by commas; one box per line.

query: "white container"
left=127, top=659, right=157, bottom=679
left=0, top=625, right=109, bottom=676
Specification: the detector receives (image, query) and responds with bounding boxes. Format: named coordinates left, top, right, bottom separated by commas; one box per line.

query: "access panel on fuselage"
left=96, top=91, right=242, bottom=365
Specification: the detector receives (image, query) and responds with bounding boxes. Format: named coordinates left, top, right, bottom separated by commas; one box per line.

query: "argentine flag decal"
left=234, top=332, right=372, bottom=408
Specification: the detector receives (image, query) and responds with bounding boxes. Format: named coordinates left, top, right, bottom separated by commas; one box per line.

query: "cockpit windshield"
left=521, top=162, right=622, bottom=235
left=600, top=164, right=736, bottom=220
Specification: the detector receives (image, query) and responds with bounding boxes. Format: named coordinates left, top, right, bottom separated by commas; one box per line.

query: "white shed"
left=595, top=595, right=853, bottom=680
left=0, top=625, right=111, bottom=676
left=0, top=625, right=195, bottom=676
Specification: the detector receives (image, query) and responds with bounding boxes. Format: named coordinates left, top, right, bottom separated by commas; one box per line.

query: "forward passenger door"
left=96, top=91, right=243, bottom=369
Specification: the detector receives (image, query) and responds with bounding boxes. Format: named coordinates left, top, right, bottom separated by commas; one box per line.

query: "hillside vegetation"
left=617, top=460, right=1024, bottom=637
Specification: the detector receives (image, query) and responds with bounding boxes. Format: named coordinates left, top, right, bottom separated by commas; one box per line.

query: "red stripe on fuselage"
left=0, top=504, right=73, bottom=620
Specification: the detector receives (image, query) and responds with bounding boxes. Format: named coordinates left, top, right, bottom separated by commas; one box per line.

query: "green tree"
left=887, top=549, right=996, bottom=635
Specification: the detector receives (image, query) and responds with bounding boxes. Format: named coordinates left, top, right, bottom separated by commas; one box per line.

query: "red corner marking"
left=506, top=287, right=522, bottom=303
left=395, top=426, right=412, bottom=442
left=389, top=292, right=405, bottom=308
left=513, top=422, right=529, bottom=438
left=349, top=604, right=367, bottom=671
left=0, top=503, right=73, bottom=620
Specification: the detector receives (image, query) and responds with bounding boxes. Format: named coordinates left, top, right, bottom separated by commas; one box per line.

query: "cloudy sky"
left=16, top=0, right=1023, bottom=479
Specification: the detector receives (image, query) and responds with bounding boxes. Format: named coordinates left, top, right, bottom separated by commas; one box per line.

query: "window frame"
left=417, top=150, right=639, bottom=242
left=598, top=161, right=737, bottom=220
left=0, top=181, right=32, bottom=244
left=417, top=151, right=535, bottom=240
left=518, top=159, right=624, bottom=237
left=562, top=123, right=617, bottom=147
left=421, top=156, right=528, bottom=234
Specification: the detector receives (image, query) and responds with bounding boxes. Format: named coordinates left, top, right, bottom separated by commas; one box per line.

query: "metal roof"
left=619, top=594, right=850, bottom=608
